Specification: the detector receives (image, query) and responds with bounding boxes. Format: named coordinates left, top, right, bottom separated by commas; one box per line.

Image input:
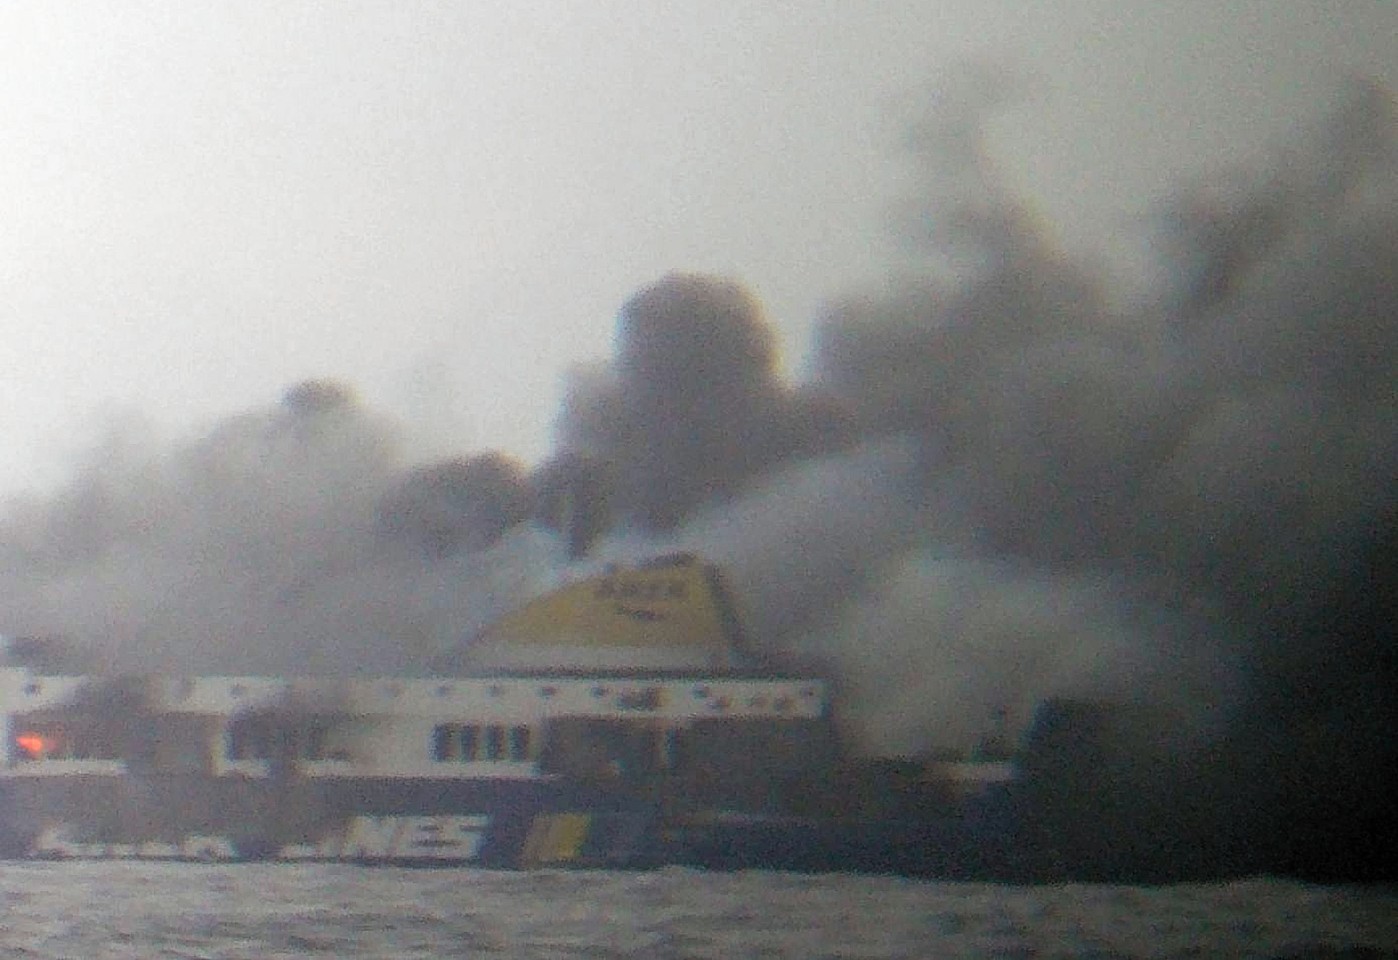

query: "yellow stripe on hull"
left=520, top=813, right=592, bottom=866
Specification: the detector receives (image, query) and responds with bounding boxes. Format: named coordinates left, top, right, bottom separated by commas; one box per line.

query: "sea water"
left=2, top=863, right=1395, bottom=959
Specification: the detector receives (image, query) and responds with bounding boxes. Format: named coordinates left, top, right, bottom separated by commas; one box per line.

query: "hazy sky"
left=2, top=0, right=1393, bottom=495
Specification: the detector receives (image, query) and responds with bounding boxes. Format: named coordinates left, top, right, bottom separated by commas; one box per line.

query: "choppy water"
left=2, top=864, right=1395, bottom=959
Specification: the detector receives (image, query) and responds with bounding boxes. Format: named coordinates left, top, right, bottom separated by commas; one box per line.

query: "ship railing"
left=301, top=758, right=544, bottom=780
left=208, top=756, right=545, bottom=780
left=0, top=758, right=128, bottom=777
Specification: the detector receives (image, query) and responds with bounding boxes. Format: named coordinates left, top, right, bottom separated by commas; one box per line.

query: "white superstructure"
left=0, top=666, right=827, bottom=781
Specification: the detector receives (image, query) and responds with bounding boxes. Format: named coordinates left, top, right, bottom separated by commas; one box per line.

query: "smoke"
left=0, top=381, right=559, bottom=677
left=553, top=273, right=852, bottom=532
left=378, top=452, right=534, bottom=556
left=804, top=557, right=1158, bottom=756
left=0, top=74, right=1393, bottom=876
left=766, top=77, right=1396, bottom=760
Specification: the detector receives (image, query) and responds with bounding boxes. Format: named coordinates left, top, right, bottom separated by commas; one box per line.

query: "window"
left=432, top=725, right=456, bottom=762
left=226, top=718, right=329, bottom=761
left=227, top=717, right=272, bottom=761
left=14, top=729, right=57, bottom=760
left=485, top=725, right=505, bottom=761
left=13, top=722, right=120, bottom=762
left=460, top=725, right=479, bottom=761
left=303, top=724, right=328, bottom=761
left=430, top=723, right=531, bottom=763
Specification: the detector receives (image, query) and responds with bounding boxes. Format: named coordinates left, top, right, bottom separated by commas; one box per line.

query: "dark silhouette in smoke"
left=555, top=273, right=852, bottom=531
left=0, top=74, right=1393, bottom=880
left=529, top=452, right=614, bottom=560
left=378, top=453, right=533, bottom=556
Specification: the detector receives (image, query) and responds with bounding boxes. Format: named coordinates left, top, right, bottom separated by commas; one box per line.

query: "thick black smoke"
left=0, top=74, right=1393, bottom=879
left=378, top=452, right=533, bottom=556
left=553, top=273, right=852, bottom=531
left=569, top=77, right=1395, bottom=879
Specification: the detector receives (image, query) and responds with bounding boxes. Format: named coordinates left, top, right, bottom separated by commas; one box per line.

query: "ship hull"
left=0, top=773, right=1022, bottom=876
left=0, top=774, right=657, bottom=867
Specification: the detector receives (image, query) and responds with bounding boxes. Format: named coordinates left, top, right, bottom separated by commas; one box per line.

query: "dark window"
left=432, top=725, right=454, bottom=762
left=226, top=717, right=290, bottom=761
left=509, top=725, right=531, bottom=761
left=460, top=725, right=479, bottom=761
left=485, top=725, right=505, bottom=761
left=303, top=724, right=328, bottom=761
left=227, top=718, right=268, bottom=760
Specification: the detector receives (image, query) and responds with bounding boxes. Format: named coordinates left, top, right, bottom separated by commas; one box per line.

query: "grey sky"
left=2, top=0, right=1393, bottom=495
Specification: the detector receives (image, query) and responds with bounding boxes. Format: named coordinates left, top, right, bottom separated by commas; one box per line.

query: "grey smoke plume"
left=0, top=76, right=1393, bottom=876
left=764, top=78, right=1397, bottom=756
left=0, top=382, right=557, bottom=677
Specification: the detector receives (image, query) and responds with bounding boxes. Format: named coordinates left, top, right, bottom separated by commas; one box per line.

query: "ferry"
left=0, top=555, right=1021, bottom=875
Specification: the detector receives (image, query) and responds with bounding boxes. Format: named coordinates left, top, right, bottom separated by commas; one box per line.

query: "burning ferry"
left=0, top=555, right=1020, bottom=874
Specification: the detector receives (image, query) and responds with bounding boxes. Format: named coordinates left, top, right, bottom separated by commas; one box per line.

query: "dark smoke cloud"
left=0, top=70, right=1393, bottom=878
left=529, top=452, right=614, bottom=560
left=564, top=76, right=1393, bottom=878
left=554, top=273, right=853, bottom=531
left=378, top=452, right=533, bottom=556
left=746, top=78, right=1398, bottom=754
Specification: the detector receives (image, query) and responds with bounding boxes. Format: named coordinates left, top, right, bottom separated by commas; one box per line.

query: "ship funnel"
left=454, top=554, right=753, bottom=674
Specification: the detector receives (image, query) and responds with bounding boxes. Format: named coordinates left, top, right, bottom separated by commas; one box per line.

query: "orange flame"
left=15, top=733, right=47, bottom=758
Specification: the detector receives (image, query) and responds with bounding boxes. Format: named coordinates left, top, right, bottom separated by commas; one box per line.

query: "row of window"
left=432, top=723, right=533, bottom=762
left=12, top=722, right=535, bottom=765
left=226, top=720, right=332, bottom=761
left=13, top=729, right=118, bottom=761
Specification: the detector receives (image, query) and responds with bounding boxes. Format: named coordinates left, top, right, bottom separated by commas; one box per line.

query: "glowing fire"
left=15, top=732, right=47, bottom=759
